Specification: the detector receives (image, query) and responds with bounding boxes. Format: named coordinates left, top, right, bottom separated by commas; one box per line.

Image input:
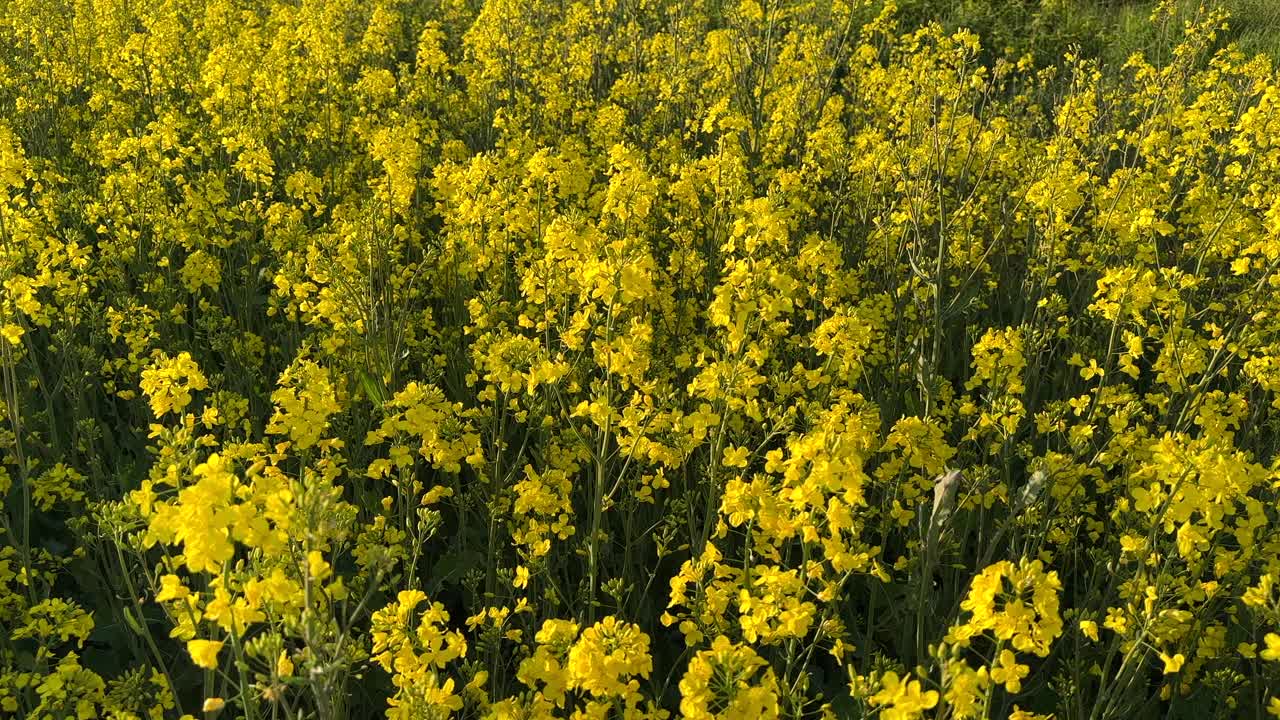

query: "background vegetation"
left=902, top=0, right=1280, bottom=63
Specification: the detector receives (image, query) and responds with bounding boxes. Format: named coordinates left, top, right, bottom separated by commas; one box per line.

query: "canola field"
left=2, top=0, right=1280, bottom=718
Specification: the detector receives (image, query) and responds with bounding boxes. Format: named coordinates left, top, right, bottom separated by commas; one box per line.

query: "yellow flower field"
left=1, top=0, right=1279, bottom=717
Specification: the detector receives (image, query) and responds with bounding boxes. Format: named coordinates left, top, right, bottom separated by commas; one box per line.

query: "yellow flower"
left=722, top=445, right=750, bottom=468
left=990, top=650, right=1029, bottom=694
left=188, top=639, right=223, bottom=670
left=276, top=650, right=294, bottom=678
left=1262, top=633, right=1280, bottom=662
left=870, top=670, right=939, bottom=720
left=0, top=323, right=22, bottom=346
left=308, top=550, right=332, bottom=582
left=156, top=574, right=190, bottom=603
left=202, top=697, right=225, bottom=713
left=1159, top=652, right=1185, bottom=674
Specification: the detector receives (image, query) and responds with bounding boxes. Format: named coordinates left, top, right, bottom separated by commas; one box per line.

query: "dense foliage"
left=2, top=0, right=1280, bottom=718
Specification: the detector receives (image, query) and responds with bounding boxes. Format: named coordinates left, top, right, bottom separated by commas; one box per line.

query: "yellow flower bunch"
left=371, top=590, right=469, bottom=718
left=948, top=558, right=1064, bottom=656
left=678, top=636, right=779, bottom=720
left=139, top=351, right=209, bottom=418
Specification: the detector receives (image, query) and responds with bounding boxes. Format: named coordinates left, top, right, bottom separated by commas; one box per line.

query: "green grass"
left=897, top=0, right=1280, bottom=66
left=1104, top=0, right=1280, bottom=60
